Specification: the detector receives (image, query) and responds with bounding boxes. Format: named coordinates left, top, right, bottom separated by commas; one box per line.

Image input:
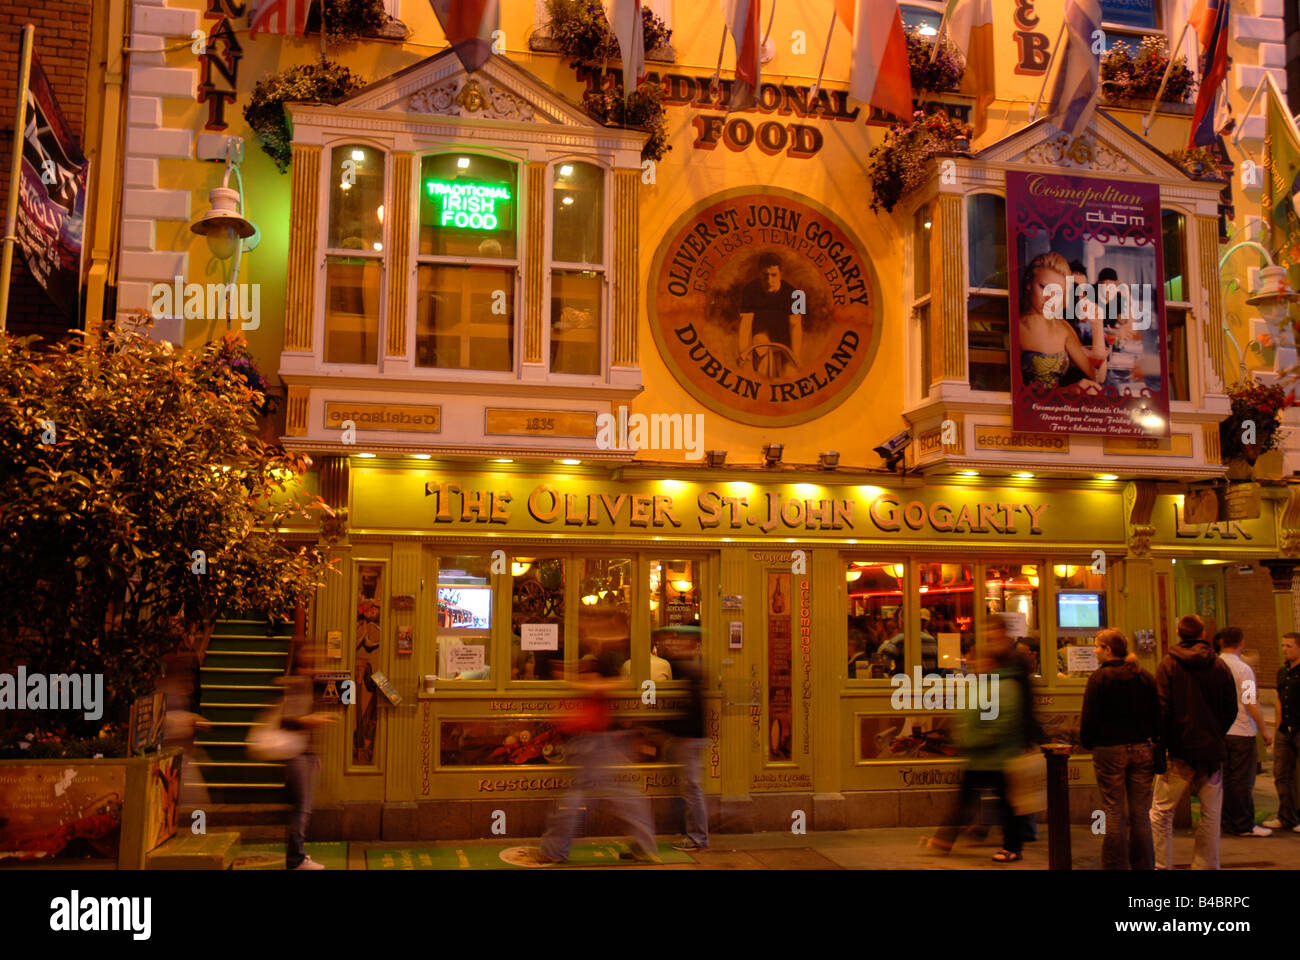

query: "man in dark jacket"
left=666, top=656, right=709, bottom=852
left=1148, top=615, right=1238, bottom=869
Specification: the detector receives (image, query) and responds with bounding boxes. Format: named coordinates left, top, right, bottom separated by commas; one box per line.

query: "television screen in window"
left=438, top=586, right=491, bottom=630
left=1057, top=593, right=1102, bottom=630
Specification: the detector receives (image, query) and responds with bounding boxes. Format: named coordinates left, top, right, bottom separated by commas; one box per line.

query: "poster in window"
left=352, top=563, right=383, bottom=766
left=1005, top=171, right=1169, bottom=437
left=766, top=572, right=793, bottom=762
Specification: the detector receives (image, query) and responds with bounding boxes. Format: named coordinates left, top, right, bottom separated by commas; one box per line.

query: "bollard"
left=1042, top=743, right=1073, bottom=870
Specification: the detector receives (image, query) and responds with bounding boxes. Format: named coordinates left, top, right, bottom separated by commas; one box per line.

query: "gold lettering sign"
left=484, top=408, right=598, bottom=439
left=974, top=426, right=1069, bottom=453
left=1103, top=434, right=1193, bottom=457
left=325, top=402, right=441, bottom=433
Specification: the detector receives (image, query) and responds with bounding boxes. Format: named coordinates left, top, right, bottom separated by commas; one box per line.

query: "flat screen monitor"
left=1057, top=593, right=1103, bottom=630
left=438, top=585, right=491, bottom=630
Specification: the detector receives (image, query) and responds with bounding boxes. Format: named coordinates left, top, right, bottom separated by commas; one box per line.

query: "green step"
left=147, top=831, right=241, bottom=870
left=204, top=651, right=289, bottom=670
left=198, top=704, right=269, bottom=723
left=200, top=667, right=285, bottom=688
left=206, top=636, right=293, bottom=653
left=190, top=761, right=287, bottom=785
left=210, top=619, right=294, bottom=637
left=201, top=685, right=282, bottom=706
left=193, top=744, right=264, bottom=763
left=202, top=786, right=290, bottom=805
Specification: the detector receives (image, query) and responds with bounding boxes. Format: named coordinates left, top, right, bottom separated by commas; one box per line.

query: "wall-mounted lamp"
left=762, top=443, right=784, bottom=467
left=818, top=451, right=840, bottom=470
left=706, top=450, right=728, bottom=468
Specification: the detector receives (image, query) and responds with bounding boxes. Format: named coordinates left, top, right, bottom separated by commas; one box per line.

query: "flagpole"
left=1232, top=72, right=1271, bottom=148
left=0, top=24, right=35, bottom=335
left=763, top=0, right=776, bottom=44
left=929, top=2, right=952, bottom=66
left=1027, top=18, right=1067, bottom=123
left=808, top=12, right=836, bottom=101
left=1141, top=21, right=1192, bottom=137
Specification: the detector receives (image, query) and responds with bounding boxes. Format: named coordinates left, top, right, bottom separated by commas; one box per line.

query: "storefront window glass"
left=550, top=162, right=605, bottom=376
left=845, top=561, right=905, bottom=679
left=1054, top=562, right=1109, bottom=679
left=985, top=563, right=1041, bottom=677
left=324, top=144, right=385, bottom=365
left=324, top=257, right=381, bottom=364
left=649, top=559, right=702, bottom=679
left=328, top=144, right=384, bottom=250
left=967, top=194, right=1009, bottom=392
left=418, top=154, right=518, bottom=258
left=415, top=264, right=514, bottom=370
left=578, top=557, right=632, bottom=675
left=552, top=161, right=604, bottom=265
left=510, top=557, right=565, bottom=680
left=434, top=555, right=492, bottom=680
left=550, top=269, right=602, bottom=375
left=914, top=202, right=932, bottom=299
left=915, top=561, right=976, bottom=675
left=1163, top=211, right=1190, bottom=402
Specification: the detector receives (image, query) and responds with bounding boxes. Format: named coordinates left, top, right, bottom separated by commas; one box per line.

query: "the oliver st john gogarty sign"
left=648, top=189, right=881, bottom=427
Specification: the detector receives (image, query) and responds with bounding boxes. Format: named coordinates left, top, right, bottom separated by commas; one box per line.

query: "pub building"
left=112, top=0, right=1300, bottom=837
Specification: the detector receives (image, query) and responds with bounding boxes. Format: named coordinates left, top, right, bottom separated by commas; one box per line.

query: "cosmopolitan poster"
left=1005, top=171, right=1169, bottom=437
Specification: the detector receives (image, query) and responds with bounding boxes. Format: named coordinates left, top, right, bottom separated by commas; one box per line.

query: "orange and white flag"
left=720, top=0, right=761, bottom=111
left=833, top=0, right=913, bottom=120
left=941, top=0, right=994, bottom=136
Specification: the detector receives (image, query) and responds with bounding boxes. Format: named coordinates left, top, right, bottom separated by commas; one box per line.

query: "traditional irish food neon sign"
left=425, top=179, right=513, bottom=231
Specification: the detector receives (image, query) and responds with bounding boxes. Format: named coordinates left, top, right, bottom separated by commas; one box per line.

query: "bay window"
left=550, top=161, right=606, bottom=376
left=324, top=144, right=386, bottom=365
left=966, top=193, right=1010, bottom=392
left=1162, top=209, right=1191, bottom=402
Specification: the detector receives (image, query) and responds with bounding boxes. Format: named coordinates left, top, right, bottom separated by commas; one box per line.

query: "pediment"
left=977, top=110, right=1196, bottom=184
left=337, top=49, right=603, bottom=130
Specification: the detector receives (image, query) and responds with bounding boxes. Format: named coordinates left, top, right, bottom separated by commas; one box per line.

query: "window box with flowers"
left=1219, top=379, right=1293, bottom=479
left=907, top=29, right=964, bottom=94
left=865, top=110, right=972, bottom=214
left=1099, top=38, right=1194, bottom=112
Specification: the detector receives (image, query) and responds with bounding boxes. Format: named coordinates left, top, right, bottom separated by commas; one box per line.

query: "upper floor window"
left=1100, top=0, right=1161, bottom=51
left=550, top=161, right=606, bottom=376
left=415, top=153, right=519, bottom=371
left=966, top=193, right=1010, bottom=392
left=324, top=144, right=386, bottom=365
left=912, top=202, right=933, bottom=395
left=900, top=2, right=944, bottom=36
left=1162, top=209, right=1190, bottom=402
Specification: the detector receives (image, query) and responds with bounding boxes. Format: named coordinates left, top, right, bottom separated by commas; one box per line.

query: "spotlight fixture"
left=818, top=451, right=840, bottom=470
left=762, top=443, right=784, bottom=467
left=706, top=450, right=728, bottom=468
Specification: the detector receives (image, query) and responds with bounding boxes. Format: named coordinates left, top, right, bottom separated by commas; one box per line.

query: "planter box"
left=0, top=748, right=183, bottom=869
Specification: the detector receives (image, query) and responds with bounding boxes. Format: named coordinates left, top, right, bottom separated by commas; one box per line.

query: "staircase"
left=187, top=617, right=293, bottom=805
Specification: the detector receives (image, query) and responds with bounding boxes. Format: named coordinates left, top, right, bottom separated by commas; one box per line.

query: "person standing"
left=1149, top=615, right=1238, bottom=869
left=1080, top=629, right=1161, bottom=869
left=1264, top=632, right=1300, bottom=832
left=667, top=657, right=709, bottom=853
left=1217, top=628, right=1273, bottom=836
left=278, top=675, right=334, bottom=870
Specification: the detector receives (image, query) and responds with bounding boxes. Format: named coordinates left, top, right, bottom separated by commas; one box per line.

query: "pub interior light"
left=1013, top=471, right=1034, bottom=479
left=762, top=443, right=784, bottom=466
left=351, top=148, right=365, bottom=162
left=511, top=560, right=532, bottom=577
left=706, top=450, right=727, bottom=467
left=559, top=164, right=574, bottom=177
left=845, top=567, right=862, bottom=582
left=457, top=157, right=470, bottom=169
left=818, top=451, right=840, bottom=470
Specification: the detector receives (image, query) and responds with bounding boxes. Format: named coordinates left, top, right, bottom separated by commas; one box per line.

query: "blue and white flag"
left=1045, top=0, right=1102, bottom=140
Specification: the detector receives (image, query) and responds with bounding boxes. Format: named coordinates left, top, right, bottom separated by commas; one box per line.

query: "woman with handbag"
left=1080, top=629, right=1161, bottom=870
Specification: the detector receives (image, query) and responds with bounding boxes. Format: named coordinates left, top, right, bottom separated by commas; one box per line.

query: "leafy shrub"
left=244, top=60, right=363, bottom=172
left=1100, top=38, right=1194, bottom=105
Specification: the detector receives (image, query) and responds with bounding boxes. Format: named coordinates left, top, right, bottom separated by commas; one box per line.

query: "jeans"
left=669, top=737, right=708, bottom=847
left=540, top=731, right=657, bottom=861
left=1091, top=742, right=1155, bottom=870
left=1150, top=759, right=1223, bottom=870
left=284, top=752, right=319, bottom=869
left=1222, top=734, right=1260, bottom=834
left=933, top=768, right=1023, bottom=854
left=1274, top=729, right=1300, bottom=828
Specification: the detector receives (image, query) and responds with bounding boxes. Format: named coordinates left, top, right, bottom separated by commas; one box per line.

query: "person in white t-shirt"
left=1217, top=628, right=1274, bottom=837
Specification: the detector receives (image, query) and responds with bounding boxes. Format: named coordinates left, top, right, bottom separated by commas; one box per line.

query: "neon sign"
left=425, top=180, right=513, bottom=231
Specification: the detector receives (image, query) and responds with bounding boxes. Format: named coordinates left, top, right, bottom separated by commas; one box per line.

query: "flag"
left=1263, top=75, right=1300, bottom=291
left=248, top=0, right=312, bottom=36
left=429, top=0, right=500, bottom=73
left=601, top=0, right=645, bottom=97
left=941, top=0, right=994, bottom=136
left=720, top=0, right=761, bottom=112
left=835, top=0, right=912, bottom=120
left=14, top=52, right=88, bottom=320
left=1045, top=0, right=1102, bottom=140
left=1188, top=0, right=1231, bottom=147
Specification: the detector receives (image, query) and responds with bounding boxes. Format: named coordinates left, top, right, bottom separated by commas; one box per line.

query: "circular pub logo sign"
left=648, top=187, right=880, bottom=426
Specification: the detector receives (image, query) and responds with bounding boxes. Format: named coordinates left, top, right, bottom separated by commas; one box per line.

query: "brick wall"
left=0, top=2, right=93, bottom=341
left=1224, top=565, right=1281, bottom=688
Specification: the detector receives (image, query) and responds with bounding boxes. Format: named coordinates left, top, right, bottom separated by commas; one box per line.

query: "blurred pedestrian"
left=1080, top=629, right=1160, bottom=869
left=667, top=657, right=709, bottom=853
left=928, top=615, right=1034, bottom=863
left=526, top=648, right=661, bottom=864
left=1217, top=628, right=1273, bottom=836
left=1264, top=632, right=1300, bottom=832
left=1149, top=615, right=1237, bottom=869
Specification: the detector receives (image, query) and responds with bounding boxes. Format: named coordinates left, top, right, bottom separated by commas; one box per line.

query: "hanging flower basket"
left=1100, top=38, right=1194, bottom=106
left=1219, top=378, right=1293, bottom=476
left=581, top=77, right=671, bottom=161
left=243, top=59, right=363, bottom=172
left=907, top=29, right=964, bottom=94
left=865, top=110, right=973, bottom=214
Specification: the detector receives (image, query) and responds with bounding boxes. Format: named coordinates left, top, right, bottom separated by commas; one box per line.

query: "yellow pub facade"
left=93, top=0, right=1300, bottom=836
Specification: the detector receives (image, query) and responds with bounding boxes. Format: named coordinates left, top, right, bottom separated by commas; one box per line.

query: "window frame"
left=963, top=189, right=1012, bottom=396
left=545, top=157, right=612, bottom=381
left=910, top=199, right=934, bottom=403
left=1099, top=0, right=1164, bottom=51
left=317, top=139, right=391, bottom=370
left=1161, top=205, right=1193, bottom=405
left=411, top=149, right=525, bottom=376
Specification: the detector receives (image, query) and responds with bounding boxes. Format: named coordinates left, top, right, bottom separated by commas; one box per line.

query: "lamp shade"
left=191, top=186, right=255, bottom=260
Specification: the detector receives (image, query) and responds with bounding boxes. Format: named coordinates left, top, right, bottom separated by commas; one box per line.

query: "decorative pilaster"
left=1202, top=422, right=1222, bottom=464
left=524, top=161, right=545, bottom=364
left=386, top=153, right=412, bottom=358
left=1280, top=483, right=1300, bottom=556
left=1196, top=215, right=1227, bottom=387
left=285, top=384, right=309, bottom=437
left=285, top=144, right=321, bottom=352
left=612, top=168, right=639, bottom=367
left=930, top=193, right=966, bottom=384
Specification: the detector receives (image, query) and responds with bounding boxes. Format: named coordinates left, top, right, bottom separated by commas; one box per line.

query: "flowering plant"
left=1220, top=378, right=1293, bottom=463
left=865, top=110, right=972, bottom=214
left=202, top=333, right=280, bottom=418
left=582, top=78, right=671, bottom=161
left=547, top=0, right=672, bottom=63
left=907, top=30, right=964, bottom=94
left=1100, top=38, right=1194, bottom=105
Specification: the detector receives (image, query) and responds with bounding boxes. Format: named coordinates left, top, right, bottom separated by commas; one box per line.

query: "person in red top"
left=526, top=647, right=661, bottom=864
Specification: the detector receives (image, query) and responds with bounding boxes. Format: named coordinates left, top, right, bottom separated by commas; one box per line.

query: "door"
left=1176, top=562, right=1225, bottom=643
